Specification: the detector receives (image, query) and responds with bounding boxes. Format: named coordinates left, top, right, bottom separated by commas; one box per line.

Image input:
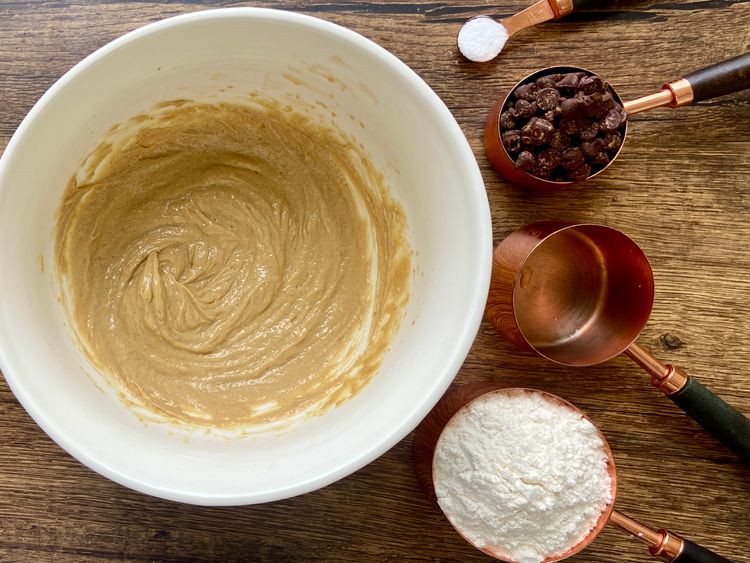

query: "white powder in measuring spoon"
left=458, top=17, right=509, bottom=63
left=433, top=389, right=613, bottom=563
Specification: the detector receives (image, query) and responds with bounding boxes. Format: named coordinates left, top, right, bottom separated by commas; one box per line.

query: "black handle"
left=670, top=375, right=750, bottom=461
left=571, top=0, right=596, bottom=8
left=673, top=538, right=735, bottom=563
left=683, top=52, right=750, bottom=103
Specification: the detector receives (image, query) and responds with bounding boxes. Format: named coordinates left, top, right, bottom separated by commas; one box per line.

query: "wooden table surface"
left=1, top=1, right=749, bottom=561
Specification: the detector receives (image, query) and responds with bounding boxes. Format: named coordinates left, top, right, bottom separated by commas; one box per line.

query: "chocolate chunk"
left=514, top=82, right=539, bottom=101
left=601, top=131, right=623, bottom=152
left=543, top=110, right=557, bottom=123
left=556, top=72, right=580, bottom=90
left=534, top=166, right=553, bottom=180
left=550, top=130, right=571, bottom=151
left=579, top=75, right=606, bottom=95
left=502, top=129, right=522, bottom=154
left=515, top=150, right=536, bottom=171
left=578, top=121, right=599, bottom=141
left=520, top=117, right=555, bottom=146
left=538, top=148, right=562, bottom=170
left=515, top=99, right=537, bottom=119
left=536, top=75, right=557, bottom=89
left=499, top=110, right=517, bottom=131
left=601, top=106, right=627, bottom=132
left=560, top=97, right=585, bottom=120
left=536, top=88, right=560, bottom=111
left=589, top=150, right=611, bottom=165
left=580, top=138, right=605, bottom=158
left=561, top=147, right=585, bottom=170
left=559, top=118, right=583, bottom=135
left=568, top=163, right=592, bottom=182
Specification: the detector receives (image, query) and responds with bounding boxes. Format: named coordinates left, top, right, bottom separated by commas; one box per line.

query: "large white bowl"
left=0, top=8, right=491, bottom=505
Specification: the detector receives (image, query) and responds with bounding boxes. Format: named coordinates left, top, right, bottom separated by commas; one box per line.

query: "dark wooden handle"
left=669, top=375, right=750, bottom=461
left=673, top=539, right=735, bottom=563
left=684, top=52, right=750, bottom=103
left=571, top=0, right=604, bottom=9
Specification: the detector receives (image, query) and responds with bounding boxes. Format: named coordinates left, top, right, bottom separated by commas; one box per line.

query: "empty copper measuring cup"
left=485, top=52, right=750, bottom=189
left=485, top=221, right=750, bottom=459
left=414, top=384, right=734, bottom=562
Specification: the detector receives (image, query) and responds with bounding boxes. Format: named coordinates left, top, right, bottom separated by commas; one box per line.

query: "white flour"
left=457, top=17, right=508, bottom=63
left=433, top=389, right=613, bottom=563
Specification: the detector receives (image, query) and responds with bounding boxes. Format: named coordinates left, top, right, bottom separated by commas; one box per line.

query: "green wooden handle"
left=670, top=375, right=750, bottom=461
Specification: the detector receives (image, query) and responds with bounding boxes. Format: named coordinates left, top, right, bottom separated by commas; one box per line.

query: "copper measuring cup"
left=485, top=52, right=750, bottom=189
left=485, top=221, right=750, bottom=459
left=414, top=384, right=734, bottom=562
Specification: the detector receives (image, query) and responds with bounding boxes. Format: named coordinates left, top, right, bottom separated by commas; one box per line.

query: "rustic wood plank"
left=1, top=0, right=749, bottom=561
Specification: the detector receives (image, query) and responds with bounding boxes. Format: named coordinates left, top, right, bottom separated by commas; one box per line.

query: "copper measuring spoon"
left=485, top=52, right=750, bottom=189
left=458, top=0, right=576, bottom=62
left=414, top=384, right=734, bottom=562
left=485, top=221, right=750, bottom=459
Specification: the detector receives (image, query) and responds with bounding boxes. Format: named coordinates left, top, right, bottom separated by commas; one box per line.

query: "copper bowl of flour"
left=0, top=9, right=491, bottom=505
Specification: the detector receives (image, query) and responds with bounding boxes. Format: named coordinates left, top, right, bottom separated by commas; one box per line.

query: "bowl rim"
left=0, top=7, right=492, bottom=505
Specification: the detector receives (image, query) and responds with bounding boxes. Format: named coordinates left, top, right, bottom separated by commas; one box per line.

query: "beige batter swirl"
left=55, top=101, right=411, bottom=427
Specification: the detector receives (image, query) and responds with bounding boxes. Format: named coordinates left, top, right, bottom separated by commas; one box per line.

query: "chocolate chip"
left=580, top=138, right=605, bottom=158
left=589, top=150, right=610, bottom=165
left=579, top=75, right=606, bottom=95
left=543, top=110, right=557, bottom=123
left=560, top=97, right=585, bottom=120
left=568, top=163, right=592, bottom=181
left=515, top=150, right=536, bottom=171
left=561, top=147, right=585, bottom=170
left=559, top=118, right=583, bottom=135
left=502, top=129, right=522, bottom=154
left=601, top=131, right=623, bottom=152
left=536, top=88, right=560, bottom=111
left=578, top=121, right=599, bottom=141
left=550, top=131, right=571, bottom=151
left=601, top=106, right=627, bottom=132
left=499, top=110, right=517, bottom=130
left=536, top=75, right=557, bottom=89
left=514, top=82, right=539, bottom=101
left=521, top=117, right=555, bottom=146
left=534, top=166, right=553, bottom=180
left=538, top=148, right=562, bottom=170
left=515, top=99, right=537, bottom=119
left=555, top=72, right=580, bottom=90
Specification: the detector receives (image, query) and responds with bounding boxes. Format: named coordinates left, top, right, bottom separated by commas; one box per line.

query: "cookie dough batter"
left=55, top=101, right=411, bottom=427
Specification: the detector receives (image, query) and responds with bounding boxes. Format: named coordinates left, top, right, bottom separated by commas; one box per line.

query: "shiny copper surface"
left=488, top=222, right=697, bottom=394
left=552, top=0, right=574, bottom=18
left=623, top=78, right=695, bottom=116
left=664, top=77, right=695, bottom=107
left=651, top=530, right=686, bottom=561
left=623, top=89, right=676, bottom=116
left=500, top=0, right=557, bottom=37
left=484, top=66, right=628, bottom=190
left=488, top=222, right=654, bottom=366
left=609, top=511, right=685, bottom=561
left=624, top=344, right=689, bottom=395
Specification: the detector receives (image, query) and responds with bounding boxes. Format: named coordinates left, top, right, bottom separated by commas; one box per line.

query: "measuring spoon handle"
left=668, top=374, right=750, bottom=461
left=681, top=52, right=750, bottom=103
left=673, top=538, right=735, bottom=563
left=625, top=344, right=750, bottom=460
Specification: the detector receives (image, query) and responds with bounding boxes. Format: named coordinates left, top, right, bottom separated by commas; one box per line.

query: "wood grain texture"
left=1, top=0, right=750, bottom=561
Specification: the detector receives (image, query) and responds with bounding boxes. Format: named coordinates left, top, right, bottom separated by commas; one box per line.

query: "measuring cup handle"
left=668, top=373, right=750, bottom=461
left=672, top=538, right=735, bottom=563
left=682, top=52, right=750, bottom=103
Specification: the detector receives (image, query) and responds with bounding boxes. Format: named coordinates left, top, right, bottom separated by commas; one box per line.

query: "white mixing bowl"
left=0, top=8, right=491, bottom=505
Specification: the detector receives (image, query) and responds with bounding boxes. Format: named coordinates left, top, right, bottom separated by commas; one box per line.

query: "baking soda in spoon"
left=458, top=17, right=509, bottom=62
left=433, top=389, right=612, bottom=563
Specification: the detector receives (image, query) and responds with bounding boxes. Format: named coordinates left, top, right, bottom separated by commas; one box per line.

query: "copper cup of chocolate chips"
left=485, top=66, right=628, bottom=189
